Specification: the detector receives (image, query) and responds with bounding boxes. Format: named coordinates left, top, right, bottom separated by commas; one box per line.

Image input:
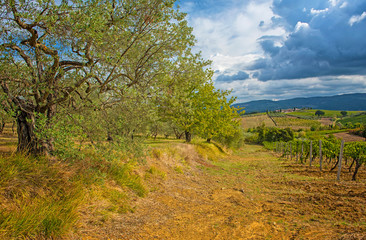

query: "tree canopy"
left=315, top=110, right=325, bottom=117
left=1, top=0, right=201, bottom=152
left=0, top=0, right=243, bottom=155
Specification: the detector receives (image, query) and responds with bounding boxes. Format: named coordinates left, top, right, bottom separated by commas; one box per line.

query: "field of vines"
left=267, top=137, right=366, bottom=181
left=286, top=109, right=362, bottom=118
left=338, top=113, right=366, bottom=125
left=273, top=116, right=321, bottom=128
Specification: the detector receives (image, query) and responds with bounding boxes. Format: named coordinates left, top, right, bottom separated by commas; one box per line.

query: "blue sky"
left=177, top=0, right=366, bottom=103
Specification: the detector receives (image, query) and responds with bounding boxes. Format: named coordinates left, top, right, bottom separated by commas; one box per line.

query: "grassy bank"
left=0, top=144, right=147, bottom=239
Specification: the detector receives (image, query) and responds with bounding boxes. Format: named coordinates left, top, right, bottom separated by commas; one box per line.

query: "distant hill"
left=233, top=93, right=366, bottom=114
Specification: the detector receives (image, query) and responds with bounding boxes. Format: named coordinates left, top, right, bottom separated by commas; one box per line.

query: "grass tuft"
left=0, top=154, right=82, bottom=239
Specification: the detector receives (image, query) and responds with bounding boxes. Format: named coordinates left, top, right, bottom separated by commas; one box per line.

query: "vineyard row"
left=271, top=139, right=366, bottom=181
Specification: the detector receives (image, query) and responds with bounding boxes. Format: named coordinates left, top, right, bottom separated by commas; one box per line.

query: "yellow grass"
left=240, top=115, right=275, bottom=129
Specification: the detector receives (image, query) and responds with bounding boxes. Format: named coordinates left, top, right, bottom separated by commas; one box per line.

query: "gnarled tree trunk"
left=16, top=109, right=54, bottom=156
left=15, top=98, right=55, bottom=156
left=16, top=109, right=37, bottom=154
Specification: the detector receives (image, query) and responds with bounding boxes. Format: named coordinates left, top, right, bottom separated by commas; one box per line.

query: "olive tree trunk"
left=16, top=107, right=54, bottom=156
left=185, top=131, right=192, bottom=143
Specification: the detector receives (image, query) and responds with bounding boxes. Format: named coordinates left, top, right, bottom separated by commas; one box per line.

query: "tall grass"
left=0, top=154, right=82, bottom=239
left=0, top=139, right=148, bottom=239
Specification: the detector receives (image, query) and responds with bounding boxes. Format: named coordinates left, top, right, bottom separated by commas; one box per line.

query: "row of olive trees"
left=0, top=0, right=241, bottom=155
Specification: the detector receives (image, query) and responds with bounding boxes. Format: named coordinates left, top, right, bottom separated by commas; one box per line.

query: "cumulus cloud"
left=178, top=0, right=366, bottom=103
left=216, top=75, right=366, bottom=103
left=253, top=0, right=366, bottom=81
left=180, top=0, right=285, bottom=73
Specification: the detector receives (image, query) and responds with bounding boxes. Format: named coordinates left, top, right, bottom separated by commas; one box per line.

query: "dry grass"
left=76, top=143, right=366, bottom=239
left=240, top=115, right=275, bottom=129
left=2, top=126, right=365, bottom=239
left=0, top=154, right=82, bottom=239
left=0, top=123, right=17, bottom=156
left=0, top=126, right=149, bottom=239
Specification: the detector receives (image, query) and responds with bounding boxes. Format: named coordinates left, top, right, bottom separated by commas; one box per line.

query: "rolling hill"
left=233, top=93, right=366, bottom=113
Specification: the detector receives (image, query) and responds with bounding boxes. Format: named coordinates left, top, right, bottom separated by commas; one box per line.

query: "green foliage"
left=193, top=82, right=242, bottom=143
left=340, top=111, right=348, bottom=117
left=156, top=52, right=212, bottom=142
left=214, top=126, right=246, bottom=149
left=344, top=141, right=366, bottom=180
left=255, top=125, right=294, bottom=144
left=287, top=109, right=362, bottom=118
left=1, top=0, right=201, bottom=154
left=344, top=142, right=366, bottom=164
left=274, top=116, right=321, bottom=128
left=338, top=112, right=366, bottom=126
left=318, top=135, right=341, bottom=160
left=263, top=141, right=275, bottom=150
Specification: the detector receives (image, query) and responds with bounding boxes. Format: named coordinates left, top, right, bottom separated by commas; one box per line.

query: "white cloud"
left=294, top=21, right=310, bottom=32
left=340, top=2, right=348, bottom=8
left=329, top=0, right=340, bottom=7
left=189, top=0, right=285, bottom=73
left=349, top=11, right=366, bottom=26
left=211, top=53, right=261, bottom=73
left=215, top=75, right=366, bottom=103
left=180, top=0, right=366, bottom=103
left=310, top=8, right=329, bottom=15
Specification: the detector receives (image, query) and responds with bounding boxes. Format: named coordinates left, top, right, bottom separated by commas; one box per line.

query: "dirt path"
left=80, top=144, right=366, bottom=240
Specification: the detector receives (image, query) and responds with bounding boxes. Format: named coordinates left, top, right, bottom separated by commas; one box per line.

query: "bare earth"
left=78, top=144, right=366, bottom=240
left=333, top=132, right=365, bottom=142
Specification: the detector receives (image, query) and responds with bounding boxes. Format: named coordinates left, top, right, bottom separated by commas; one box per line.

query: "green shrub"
left=213, top=127, right=246, bottom=149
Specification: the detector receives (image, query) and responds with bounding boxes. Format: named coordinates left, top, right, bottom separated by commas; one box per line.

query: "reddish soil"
left=2, top=123, right=365, bottom=239
left=333, top=132, right=365, bottom=142
left=77, top=145, right=366, bottom=240
left=319, top=118, right=334, bottom=126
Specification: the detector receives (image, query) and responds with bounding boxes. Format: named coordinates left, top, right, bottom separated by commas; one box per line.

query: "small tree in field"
left=315, top=110, right=325, bottom=117
left=340, top=111, right=348, bottom=117
left=157, top=53, right=212, bottom=143
left=194, top=82, right=241, bottom=143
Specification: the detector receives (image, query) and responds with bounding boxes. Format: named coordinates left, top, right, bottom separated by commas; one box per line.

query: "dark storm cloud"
left=215, top=71, right=250, bottom=82
left=253, top=0, right=366, bottom=81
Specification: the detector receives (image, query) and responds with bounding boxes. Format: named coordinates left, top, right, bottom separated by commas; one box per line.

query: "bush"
left=213, top=127, right=246, bottom=149
left=255, top=125, right=294, bottom=144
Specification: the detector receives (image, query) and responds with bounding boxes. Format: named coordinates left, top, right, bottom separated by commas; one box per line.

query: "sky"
left=176, top=0, right=366, bottom=103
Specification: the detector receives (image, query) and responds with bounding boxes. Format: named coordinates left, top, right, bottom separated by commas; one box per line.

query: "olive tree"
left=0, top=0, right=195, bottom=155
left=157, top=52, right=212, bottom=142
